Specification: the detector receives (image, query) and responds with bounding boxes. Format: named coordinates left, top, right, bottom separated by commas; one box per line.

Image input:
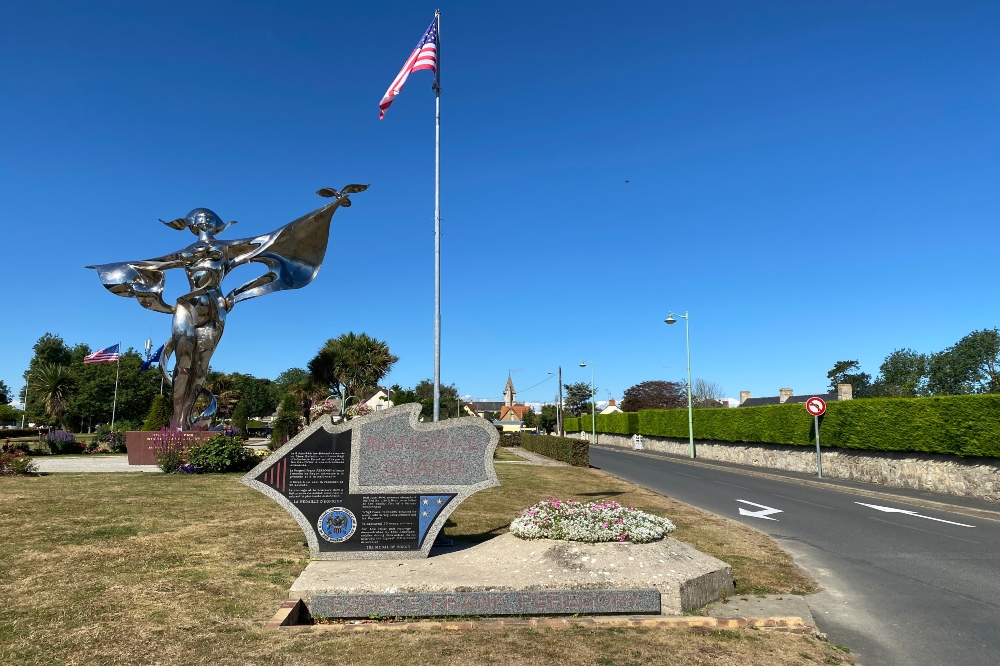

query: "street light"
left=665, top=311, right=695, bottom=459
left=579, top=361, right=595, bottom=445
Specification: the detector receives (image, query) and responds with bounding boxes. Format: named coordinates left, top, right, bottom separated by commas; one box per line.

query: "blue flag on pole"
left=141, top=344, right=164, bottom=372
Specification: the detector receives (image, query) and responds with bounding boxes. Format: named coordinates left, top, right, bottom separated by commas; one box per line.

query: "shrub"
left=186, top=434, right=257, bottom=473
left=0, top=451, right=39, bottom=476
left=143, top=395, right=172, bottom=431
left=150, top=429, right=188, bottom=473
left=46, top=430, right=82, bottom=454
left=499, top=432, right=521, bottom=448
left=563, top=417, right=582, bottom=433
left=509, top=499, right=675, bottom=543
left=521, top=433, right=589, bottom=467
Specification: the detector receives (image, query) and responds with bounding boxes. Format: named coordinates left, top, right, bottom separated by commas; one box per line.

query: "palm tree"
left=309, top=332, right=398, bottom=404
left=30, top=362, right=74, bottom=429
left=204, top=372, right=241, bottom=419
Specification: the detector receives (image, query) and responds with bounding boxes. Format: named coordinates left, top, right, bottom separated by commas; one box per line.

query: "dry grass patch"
left=0, top=463, right=823, bottom=665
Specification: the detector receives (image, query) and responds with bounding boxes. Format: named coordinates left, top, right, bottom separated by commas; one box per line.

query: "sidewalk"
left=33, top=455, right=159, bottom=473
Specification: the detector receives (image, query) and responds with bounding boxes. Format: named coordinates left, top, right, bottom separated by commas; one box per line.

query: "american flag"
left=379, top=16, right=438, bottom=120
left=84, top=343, right=120, bottom=364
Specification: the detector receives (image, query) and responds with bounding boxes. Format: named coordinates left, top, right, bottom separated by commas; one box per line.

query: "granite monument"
left=242, top=403, right=500, bottom=559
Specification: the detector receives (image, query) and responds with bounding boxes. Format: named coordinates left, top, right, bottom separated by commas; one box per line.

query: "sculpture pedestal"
left=125, top=430, right=214, bottom=465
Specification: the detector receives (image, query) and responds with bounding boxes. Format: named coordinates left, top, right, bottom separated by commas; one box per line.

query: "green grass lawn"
left=0, top=464, right=845, bottom=665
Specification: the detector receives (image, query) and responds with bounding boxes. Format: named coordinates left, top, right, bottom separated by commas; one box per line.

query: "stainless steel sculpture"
left=87, top=185, right=368, bottom=429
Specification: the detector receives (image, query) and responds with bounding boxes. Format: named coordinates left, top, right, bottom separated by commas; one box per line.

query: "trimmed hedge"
left=521, top=433, right=589, bottom=467
left=821, top=394, right=1000, bottom=457
left=639, top=405, right=814, bottom=446
left=594, top=412, right=640, bottom=435
left=559, top=395, right=1000, bottom=458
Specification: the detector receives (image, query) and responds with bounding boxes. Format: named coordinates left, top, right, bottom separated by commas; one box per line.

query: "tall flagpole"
left=110, top=343, right=121, bottom=430
left=432, top=8, right=442, bottom=422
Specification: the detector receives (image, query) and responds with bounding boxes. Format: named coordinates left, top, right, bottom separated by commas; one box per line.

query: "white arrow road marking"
left=855, top=502, right=975, bottom=528
left=736, top=499, right=783, bottom=521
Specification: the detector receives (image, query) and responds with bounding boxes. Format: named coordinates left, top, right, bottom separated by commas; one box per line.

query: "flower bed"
left=509, top=498, right=676, bottom=543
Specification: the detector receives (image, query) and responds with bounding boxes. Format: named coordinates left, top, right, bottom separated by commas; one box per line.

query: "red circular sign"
left=806, top=397, right=827, bottom=416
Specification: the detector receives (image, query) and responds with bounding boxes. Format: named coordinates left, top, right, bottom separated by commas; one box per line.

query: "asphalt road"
left=589, top=445, right=1000, bottom=666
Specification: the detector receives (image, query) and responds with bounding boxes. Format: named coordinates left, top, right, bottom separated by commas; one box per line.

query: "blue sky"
left=2, top=1, right=999, bottom=409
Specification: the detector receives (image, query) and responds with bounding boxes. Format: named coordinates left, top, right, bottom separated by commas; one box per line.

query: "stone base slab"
left=289, top=532, right=733, bottom=618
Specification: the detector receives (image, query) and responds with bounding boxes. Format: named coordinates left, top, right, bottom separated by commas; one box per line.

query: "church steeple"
left=503, top=374, right=516, bottom=407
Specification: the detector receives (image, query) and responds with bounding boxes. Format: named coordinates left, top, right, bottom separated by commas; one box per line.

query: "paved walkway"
left=495, top=447, right=569, bottom=466
left=33, top=455, right=159, bottom=473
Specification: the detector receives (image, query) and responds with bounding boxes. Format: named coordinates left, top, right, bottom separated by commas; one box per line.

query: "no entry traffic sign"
left=806, top=396, right=827, bottom=416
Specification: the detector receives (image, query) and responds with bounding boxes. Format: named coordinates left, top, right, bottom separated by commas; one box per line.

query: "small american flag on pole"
left=84, top=343, right=120, bottom=364
left=379, top=16, right=439, bottom=119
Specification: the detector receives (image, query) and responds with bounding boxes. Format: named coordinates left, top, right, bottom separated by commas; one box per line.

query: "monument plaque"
left=242, top=404, right=499, bottom=559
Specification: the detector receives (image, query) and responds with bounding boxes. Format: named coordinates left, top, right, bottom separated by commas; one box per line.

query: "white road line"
left=736, top=499, right=783, bottom=520
left=856, top=502, right=975, bottom=528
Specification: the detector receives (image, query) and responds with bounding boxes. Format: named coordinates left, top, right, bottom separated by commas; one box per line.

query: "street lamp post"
left=579, top=361, right=595, bottom=445
left=665, top=311, right=695, bottom=459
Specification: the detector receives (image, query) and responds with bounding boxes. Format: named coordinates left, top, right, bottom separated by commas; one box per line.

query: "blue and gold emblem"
left=317, top=507, right=357, bottom=543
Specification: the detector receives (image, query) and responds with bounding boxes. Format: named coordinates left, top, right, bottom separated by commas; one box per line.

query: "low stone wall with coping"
left=570, top=432, right=1000, bottom=502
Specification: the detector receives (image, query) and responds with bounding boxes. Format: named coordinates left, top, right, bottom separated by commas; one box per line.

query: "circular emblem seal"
left=317, top=507, right=357, bottom=543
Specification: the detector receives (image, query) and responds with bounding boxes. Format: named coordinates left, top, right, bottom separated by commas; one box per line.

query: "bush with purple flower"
left=509, top=498, right=675, bottom=544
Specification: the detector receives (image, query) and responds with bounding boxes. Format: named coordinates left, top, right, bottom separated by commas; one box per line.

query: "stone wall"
left=570, top=432, right=1000, bottom=502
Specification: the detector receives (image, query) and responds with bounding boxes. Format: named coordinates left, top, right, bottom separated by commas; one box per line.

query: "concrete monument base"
left=288, top=532, right=733, bottom=619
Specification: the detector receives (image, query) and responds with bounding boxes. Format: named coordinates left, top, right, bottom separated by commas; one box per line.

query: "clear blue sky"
left=2, top=1, right=998, bottom=409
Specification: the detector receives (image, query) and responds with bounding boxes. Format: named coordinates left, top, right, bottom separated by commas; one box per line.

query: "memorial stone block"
left=241, top=404, right=499, bottom=559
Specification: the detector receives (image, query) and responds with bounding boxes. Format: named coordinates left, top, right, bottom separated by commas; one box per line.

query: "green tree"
left=275, top=367, right=311, bottom=394
left=0, top=380, right=11, bottom=405
left=142, top=394, right=172, bottom=431
left=537, top=404, right=558, bottom=433
left=67, top=348, right=160, bottom=431
left=926, top=329, right=1000, bottom=395
left=233, top=373, right=281, bottom=418
left=271, top=394, right=302, bottom=447
left=231, top=399, right=250, bottom=433
left=401, top=379, right=461, bottom=420
left=390, top=384, right=418, bottom=407
left=875, top=348, right=928, bottom=397
left=619, top=380, right=683, bottom=412
left=826, top=360, right=873, bottom=397
left=30, top=362, right=75, bottom=428
left=521, top=407, right=537, bottom=429
left=564, top=381, right=597, bottom=417
left=0, top=403, right=22, bottom=424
